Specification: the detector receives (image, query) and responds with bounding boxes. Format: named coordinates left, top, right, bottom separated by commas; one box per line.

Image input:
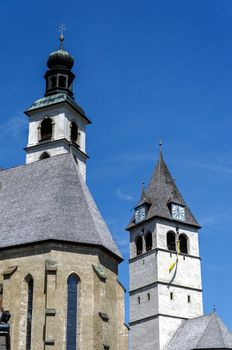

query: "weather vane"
left=58, top=23, right=66, bottom=49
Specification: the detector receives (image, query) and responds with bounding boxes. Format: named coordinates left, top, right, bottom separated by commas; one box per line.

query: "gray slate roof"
left=165, top=313, right=232, bottom=350
left=25, top=92, right=91, bottom=124
left=127, top=152, right=199, bottom=229
left=0, top=154, right=121, bottom=259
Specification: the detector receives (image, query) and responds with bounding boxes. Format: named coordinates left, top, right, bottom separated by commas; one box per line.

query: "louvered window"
left=40, top=118, right=53, bottom=141
left=167, top=231, right=176, bottom=251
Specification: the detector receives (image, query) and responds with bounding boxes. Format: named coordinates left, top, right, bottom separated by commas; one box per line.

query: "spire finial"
left=58, top=23, right=66, bottom=49
left=142, top=182, right=145, bottom=193
left=159, top=140, right=163, bottom=154
left=213, top=305, right=216, bottom=312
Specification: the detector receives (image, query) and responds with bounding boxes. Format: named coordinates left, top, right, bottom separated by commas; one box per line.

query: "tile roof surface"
left=0, top=154, right=121, bottom=259
left=165, top=313, right=232, bottom=350
left=127, top=152, right=199, bottom=228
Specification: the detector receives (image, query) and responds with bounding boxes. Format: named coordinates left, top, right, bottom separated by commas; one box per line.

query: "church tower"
left=25, top=33, right=90, bottom=180
left=127, top=150, right=203, bottom=350
left=0, top=36, right=128, bottom=350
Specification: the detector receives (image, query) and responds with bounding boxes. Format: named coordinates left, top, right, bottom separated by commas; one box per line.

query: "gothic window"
left=40, top=118, right=53, bottom=141
left=136, top=236, right=143, bottom=256
left=59, top=75, right=67, bottom=88
left=66, top=274, right=79, bottom=350
left=70, top=122, right=79, bottom=144
left=26, top=275, right=33, bottom=350
left=179, top=234, right=188, bottom=254
left=145, top=232, right=152, bottom=251
left=40, top=152, right=50, bottom=160
left=167, top=231, right=176, bottom=251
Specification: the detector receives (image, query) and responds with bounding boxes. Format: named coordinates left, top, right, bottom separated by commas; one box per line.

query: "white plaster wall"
left=130, top=285, right=158, bottom=322
left=129, top=252, right=158, bottom=291
left=26, top=104, right=87, bottom=154
left=157, top=250, right=202, bottom=289
left=25, top=103, right=88, bottom=180
left=156, top=220, right=200, bottom=256
left=159, top=316, right=183, bottom=350
left=130, top=318, right=160, bottom=350
left=129, top=218, right=203, bottom=350
left=26, top=145, right=68, bottom=163
left=157, top=284, right=203, bottom=318
left=26, top=144, right=86, bottom=181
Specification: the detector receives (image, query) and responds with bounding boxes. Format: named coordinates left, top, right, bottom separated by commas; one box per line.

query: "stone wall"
left=0, top=242, right=128, bottom=350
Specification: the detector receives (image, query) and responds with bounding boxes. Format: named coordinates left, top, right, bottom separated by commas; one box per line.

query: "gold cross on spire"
left=58, top=23, right=66, bottom=49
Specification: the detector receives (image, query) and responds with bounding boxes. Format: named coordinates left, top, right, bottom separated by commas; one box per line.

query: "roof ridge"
left=163, top=319, right=186, bottom=350
left=71, top=156, right=106, bottom=249
left=195, top=313, right=221, bottom=348
left=215, top=313, right=226, bottom=348
left=0, top=153, right=72, bottom=174
left=71, top=156, right=121, bottom=258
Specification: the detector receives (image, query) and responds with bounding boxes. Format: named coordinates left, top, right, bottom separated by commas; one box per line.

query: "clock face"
left=172, top=204, right=185, bottom=221
left=135, top=205, right=146, bottom=224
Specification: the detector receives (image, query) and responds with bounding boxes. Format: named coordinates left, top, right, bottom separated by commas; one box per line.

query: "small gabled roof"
left=127, top=152, right=200, bottom=229
left=135, top=184, right=151, bottom=208
left=0, top=154, right=121, bottom=260
left=165, top=312, right=232, bottom=350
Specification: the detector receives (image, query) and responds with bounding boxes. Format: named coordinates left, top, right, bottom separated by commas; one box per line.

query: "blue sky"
left=0, top=0, right=232, bottom=328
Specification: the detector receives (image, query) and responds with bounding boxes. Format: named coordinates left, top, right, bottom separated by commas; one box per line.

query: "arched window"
left=179, top=234, right=188, bottom=254
left=26, top=275, right=33, bottom=350
left=136, top=236, right=143, bottom=256
left=145, top=232, right=152, bottom=251
left=40, top=118, right=53, bottom=141
left=167, top=231, right=176, bottom=251
left=59, top=75, right=67, bottom=88
left=66, top=274, right=79, bottom=350
left=40, top=152, right=50, bottom=160
left=71, top=122, right=79, bottom=143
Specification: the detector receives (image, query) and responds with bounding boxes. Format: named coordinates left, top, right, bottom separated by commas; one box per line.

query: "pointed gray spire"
left=127, top=152, right=199, bottom=229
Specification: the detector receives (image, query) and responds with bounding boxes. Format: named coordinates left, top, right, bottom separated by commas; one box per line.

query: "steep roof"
left=0, top=154, right=121, bottom=260
left=165, top=313, right=232, bottom=350
left=127, top=152, right=199, bottom=229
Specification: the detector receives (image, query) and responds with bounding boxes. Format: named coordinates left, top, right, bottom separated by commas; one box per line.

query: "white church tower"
left=127, top=150, right=203, bottom=350
left=25, top=33, right=90, bottom=180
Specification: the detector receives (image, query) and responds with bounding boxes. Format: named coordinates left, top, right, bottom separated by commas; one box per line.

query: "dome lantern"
left=44, top=33, right=75, bottom=98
